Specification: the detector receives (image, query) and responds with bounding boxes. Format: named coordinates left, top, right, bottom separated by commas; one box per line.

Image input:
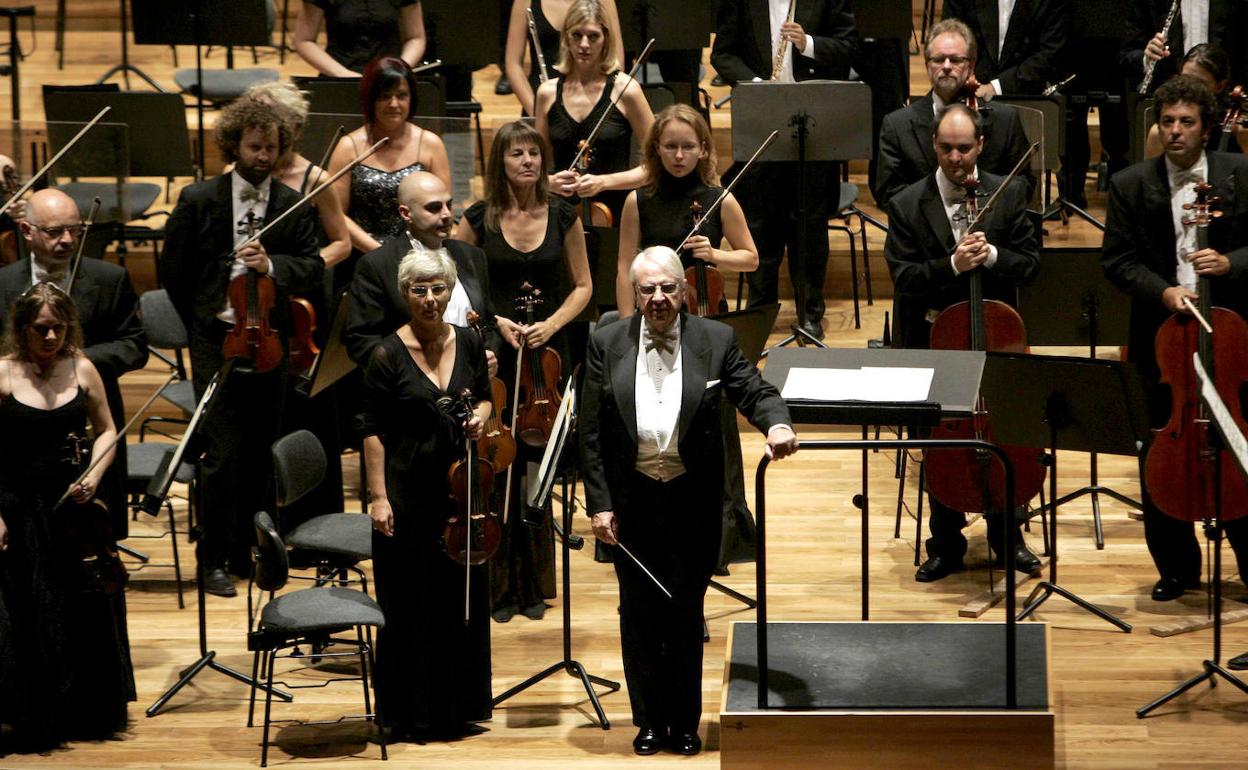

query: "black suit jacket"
left=1102, top=151, right=1248, bottom=385
left=0, top=256, right=148, bottom=535
left=343, top=236, right=500, bottom=364
left=883, top=171, right=1041, bottom=350
left=874, top=93, right=1035, bottom=209
left=1121, top=0, right=1246, bottom=92
left=943, top=0, right=1070, bottom=95
left=579, top=312, right=791, bottom=521
left=710, top=0, right=857, bottom=85
left=159, top=175, right=324, bottom=338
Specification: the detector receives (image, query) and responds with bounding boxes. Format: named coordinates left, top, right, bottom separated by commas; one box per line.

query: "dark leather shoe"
left=915, top=555, right=963, bottom=582
left=494, top=74, right=512, bottom=95
left=1151, top=576, right=1199, bottom=602
left=1229, top=651, right=1248, bottom=671
left=204, top=567, right=237, bottom=597
left=995, top=545, right=1042, bottom=574
left=670, top=732, right=701, bottom=755
left=632, top=727, right=666, bottom=755
left=799, top=319, right=825, bottom=341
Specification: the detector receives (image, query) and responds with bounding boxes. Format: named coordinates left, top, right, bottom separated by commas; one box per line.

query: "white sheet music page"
left=781, top=366, right=935, bottom=402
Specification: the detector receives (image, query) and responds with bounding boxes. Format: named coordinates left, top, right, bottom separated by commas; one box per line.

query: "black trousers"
left=614, top=471, right=718, bottom=734
left=924, top=494, right=1024, bottom=563
left=190, top=323, right=287, bottom=575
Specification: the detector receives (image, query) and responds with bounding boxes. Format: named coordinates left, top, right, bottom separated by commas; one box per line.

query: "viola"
left=287, top=297, right=320, bottom=373
left=442, top=389, right=502, bottom=624
left=1, top=160, right=21, bottom=265
left=511, top=283, right=562, bottom=448
left=467, top=310, right=516, bottom=473
left=925, top=175, right=1048, bottom=514
left=221, top=211, right=283, bottom=372
left=959, top=74, right=985, bottom=115
left=682, top=200, right=728, bottom=317
left=58, top=431, right=127, bottom=596
left=1143, top=181, right=1248, bottom=523
left=1216, top=86, right=1245, bottom=153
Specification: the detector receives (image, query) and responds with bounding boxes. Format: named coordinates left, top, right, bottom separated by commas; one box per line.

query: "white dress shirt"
left=31, top=257, right=67, bottom=292
left=220, top=171, right=273, bottom=323
left=988, top=0, right=1017, bottom=96
left=1166, top=151, right=1208, bottom=293
left=407, top=235, right=473, bottom=326
left=635, top=317, right=686, bottom=482
left=935, top=166, right=999, bottom=275
left=765, top=0, right=817, bottom=84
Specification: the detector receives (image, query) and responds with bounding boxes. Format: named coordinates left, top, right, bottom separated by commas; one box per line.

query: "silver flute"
left=1138, top=0, right=1180, bottom=95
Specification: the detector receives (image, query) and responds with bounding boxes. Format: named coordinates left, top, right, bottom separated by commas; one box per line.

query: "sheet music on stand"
left=1194, top=353, right=1248, bottom=481
left=780, top=366, right=934, bottom=403
left=528, top=376, right=577, bottom=511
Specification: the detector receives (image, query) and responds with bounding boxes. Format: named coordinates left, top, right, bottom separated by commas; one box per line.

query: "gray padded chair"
left=125, top=442, right=195, bottom=607
left=174, top=0, right=280, bottom=106
left=247, top=512, right=386, bottom=767
left=138, top=290, right=197, bottom=420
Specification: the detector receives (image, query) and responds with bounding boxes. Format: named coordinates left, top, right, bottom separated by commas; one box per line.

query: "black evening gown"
left=308, top=0, right=419, bottom=75
left=525, top=0, right=561, bottom=97
left=0, top=389, right=135, bottom=754
left=546, top=73, right=634, bottom=221
left=464, top=198, right=579, bottom=616
left=358, top=331, right=493, bottom=735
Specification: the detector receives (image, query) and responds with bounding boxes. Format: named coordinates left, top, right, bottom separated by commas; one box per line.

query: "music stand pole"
left=96, top=0, right=164, bottom=91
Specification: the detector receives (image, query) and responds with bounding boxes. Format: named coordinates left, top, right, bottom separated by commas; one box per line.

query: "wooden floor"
left=6, top=24, right=1248, bottom=770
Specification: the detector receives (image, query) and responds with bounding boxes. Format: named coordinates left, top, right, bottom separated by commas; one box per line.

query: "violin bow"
left=0, top=107, right=112, bottom=218
left=230, top=136, right=389, bottom=256
left=54, top=369, right=179, bottom=509
left=961, top=141, right=1039, bottom=235
left=461, top=389, right=475, bottom=625
left=63, top=197, right=102, bottom=296
left=304, top=125, right=346, bottom=195
left=676, top=129, right=780, bottom=251
left=502, top=344, right=525, bottom=525
left=566, top=38, right=656, bottom=172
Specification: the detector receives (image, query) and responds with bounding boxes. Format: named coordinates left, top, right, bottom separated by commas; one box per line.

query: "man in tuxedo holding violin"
left=1101, top=75, right=1248, bottom=601
left=883, top=103, right=1042, bottom=582
left=580, top=246, right=797, bottom=756
left=160, top=99, right=323, bottom=596
left=344, top=171, right=499, bottom=371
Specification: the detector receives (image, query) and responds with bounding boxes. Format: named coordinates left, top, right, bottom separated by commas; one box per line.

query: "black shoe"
left=204, top=567, right=237, bottom=597
left=798, top=319, right=825, bottom=341
left=711, top=74, right=726, bottom=87
left=670, top=732, right=701, bottom=755
left=494, top=74, right=512, bottom=95
left=1151, top=576, right=1199, bottom=602
left=1229, top=651, right=1248, bottom=671
left=994, top=545, right=1042, bottom=574
left=521, top=601, right=547, bottom=620
left=491, top=605, right=518, bottom=623
left=632, top=727, right=666, bottom=755
left=915, top=555, right=963, bottom=582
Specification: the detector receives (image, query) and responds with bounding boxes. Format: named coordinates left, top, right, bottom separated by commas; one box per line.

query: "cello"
left=221, top=211, right=283, bottom=373
left=925, top=153, right=1048, bottom=516
left=1143, top=181, right=1248, bottom=523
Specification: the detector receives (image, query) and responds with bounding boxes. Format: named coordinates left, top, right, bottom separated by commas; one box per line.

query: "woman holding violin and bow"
left=455, top=120, right=591, bottom=622
left=0, top=283, right=134, bottom=754
left=360, top=248, right=494, bottom=741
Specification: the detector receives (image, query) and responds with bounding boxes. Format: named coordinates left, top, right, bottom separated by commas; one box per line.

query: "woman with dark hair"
left=0, top=283, right=133, bottom=754
left=328, top=56, right=451, bottom=258
left=454, top=120, right=591, bottom=621
left=534, top=0, right=652, bottom=221
left=1145, top=43, right=1248, bottom=155
left=294, top=0, right=426, bottom=77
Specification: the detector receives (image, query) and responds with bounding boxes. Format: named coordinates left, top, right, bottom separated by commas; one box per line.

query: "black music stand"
left=299, top=291, right=358, bottom=399
left=617, top=0, right=715, bottom=84
left=133, top=0, right=270, bottom=174
left=94, top=0, right=164, bottom=91
left=1138, top=355, right=1248, bottom=717
left=731, top=81, right=872, bottom=346
left=1, top=6, right=34, bottom=121
left=143, top=362, right=293, bottom=717
left=1019, top=247, right=1140, bottom=549
left=423, top=0, right=498, bottom=169
left=981, top=352, right=1148, bottom=632
left=494, top=377, right=621, bottom=729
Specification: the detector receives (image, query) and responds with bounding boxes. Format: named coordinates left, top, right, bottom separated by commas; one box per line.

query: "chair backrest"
left=139, top=289, right=190, bottom=350
left=271, top=429, right=328, bottom=508
left=252, top=511, right=289, bottom=592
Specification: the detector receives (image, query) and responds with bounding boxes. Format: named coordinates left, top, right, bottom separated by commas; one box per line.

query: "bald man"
left=0, top=188, right=148, bottom=537
left=344, top=171, right=499, bottom=367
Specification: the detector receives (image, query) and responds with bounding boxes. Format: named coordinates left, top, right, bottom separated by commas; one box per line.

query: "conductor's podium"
left=720, top=621, right=1055, bottom=769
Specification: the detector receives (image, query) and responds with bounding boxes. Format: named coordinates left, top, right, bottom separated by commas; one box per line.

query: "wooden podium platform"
left=719, top=621, right=1055, bottom=769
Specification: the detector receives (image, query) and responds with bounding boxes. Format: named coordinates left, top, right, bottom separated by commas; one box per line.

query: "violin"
left=1143, top=181, right=1248, bottom=523
left=511, top=283, right=562, bottom=448
left=682, top=199, right=728, bottom=317
left=57, top=431, right=127, bottom=596
left=467, top=310, right=516, bottom=473
left=1216, top=86, right=1245, bottom=153
left=925, top=174, right=1048, bottom=514
left=221, top=211, right=283, bottom=373
left=442, top=389, right=502, bottom=624
left=1, top=160, right=21, bottom=265
left=959, top=74, right=987, bottom=116
left=287, top=297, right=320, bottom=373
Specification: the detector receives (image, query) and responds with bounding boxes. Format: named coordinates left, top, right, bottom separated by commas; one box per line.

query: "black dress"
left=546, top=73, right=633, bottom=220
left=309, top=0, right=418, bottom=75
left=463, top=198, right=578, bottom=616
left=525, top=0, right=561, bottom=95
left=0, top=389, right=135, bottom=754
left=358, top=331, right=493, bottom=735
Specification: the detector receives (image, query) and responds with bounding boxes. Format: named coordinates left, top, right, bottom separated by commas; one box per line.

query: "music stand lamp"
left=1138, top=355, right=1248, bottom=716
left=981, top=352, right=1149, bottom=632
left=731, top=81, right=872, bottom=350
left=492, top=377, right=621, bottom=728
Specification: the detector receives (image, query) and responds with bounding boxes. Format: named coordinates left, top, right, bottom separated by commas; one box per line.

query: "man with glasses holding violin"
left=580, top=246, right=797, bottom=756
left=0, top=188, right=147, bottom=540
left=874, top=19, right=1034, bottom=210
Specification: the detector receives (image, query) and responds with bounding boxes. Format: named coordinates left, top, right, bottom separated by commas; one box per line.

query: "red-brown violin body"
left=513, top=285, right=561, bottom=448
left=58, top=496, right=128, bottom=596
left=442, top=390, right=502, bottom=566
left=287, top=297, right=320, bottom=372
left=221, top=213, right=283, bottom=372
left=466, top=310, right=516, bottom=471
left=683, top=200, right=728, bottom=316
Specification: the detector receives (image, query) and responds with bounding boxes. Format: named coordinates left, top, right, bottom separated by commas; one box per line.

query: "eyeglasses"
left=31, top=224, right=83, bottom=239
left=659, top=142, right=700, bottom=155
left=32, top=322, right=67, bottom=337
left=927, top=55, right=970, bottom=66
left=636, top=282, right=680, bottom=297
left=407, top=283, right=449, bottom=298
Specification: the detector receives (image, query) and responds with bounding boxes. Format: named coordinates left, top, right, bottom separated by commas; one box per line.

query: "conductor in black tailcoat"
left=579, top=246, right=797, bottom=756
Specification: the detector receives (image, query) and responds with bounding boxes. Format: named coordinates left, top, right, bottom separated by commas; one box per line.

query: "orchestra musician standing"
left=1101, top=74, right=1248, bottom=601
left=710, top=0, right=858, bottom=341
left=883, top=103, right=1043, bottom=582
left=941, top=0, right=1070, bottom=99
left=293, top=0, right=426, bottom=78
left=580, top=246, right=797, bottom=756
left=159, top=99, right=324, bottom=597
left=1122, top=0, right=1248, bottom=95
